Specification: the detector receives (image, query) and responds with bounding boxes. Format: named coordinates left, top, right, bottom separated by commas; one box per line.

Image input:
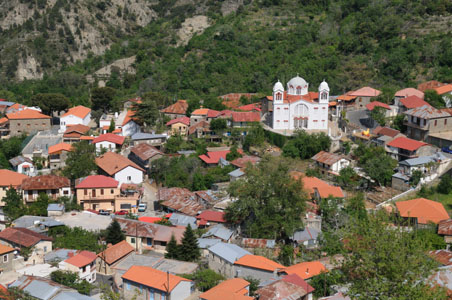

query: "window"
left=101, top=189, right=104, bottom=195
left=296, top=86, right=302, bottom=94
left=127, top=176, right=131, bottom=181
left=276, top=92, right=282, bottom=101
left=445, top=119, right=448, bottom=125
left=3, top=255, right=7, bottom=263
left=321, top=92, right=328, bottom=100
left=82, top=266, right=86, bottom=272
left=111, top=189, right=114, bottom=194
left=131, top=237, right=136, bottom=244
left=63, top=190, right=69, bottom=195
left=44, top=246, right=47, bottom=252
left=435, top=120, right=437, bottom=126
left=126, top=282, right=131, bottom=290
left=84, top=189, right=87, bottom=196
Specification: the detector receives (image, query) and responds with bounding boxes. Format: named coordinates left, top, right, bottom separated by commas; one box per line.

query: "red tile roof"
left=95, top=152, right=145, bottom=175
left=196, top=210, right=226, bottom=223
left=188, top=121, right=210, bottom=135
left=220, top=93, right=257, bottom=109
left=395, top=88, right=424, bottom=99
left=92, top=133, right=125, bottom=145
left=237, top=103, right=261, bottom=112
left=230, top=155, right=260, bottom=168
left=0, top=227, right=52, bottom=247
left=122, top=265, right=191, bottom=292
left=396, top=198, right=449, bottom=224
left=160, top=100, right=188, bottom=115
left=199, top=149, right=244, bottom=164
left=207, top=109, right=221, bottom=118
left=138, top=216, right=165, bottom=224
left=0, top=244, right=15, bottom=255
left=64, top=250, right=97, bottom=268
left=366, top=101, right=390, bottom=111
left=434, top=84, right=452, bottom=95
left=75, top=175, right=119, bottom=189
left=280, top=261, right=327, bottom=279
left=439, top=219, right=452, bottom=236
left=0, top=117, right=8, bottom=124
left=349, top=87, right=381, bottom=97
left=282, top=274, right=315, bottom=294
left=373, top=126, right=400, bottom=138
left=48, top=143, right=72, bottom=155
left=0, top=169, right=28, bottom=187
left=291, top=171, right=344, bottom=199
left=399, top=95, right=430, bottom=109
left=130, top=143, right=164, bottom=161
left=311, top=151, right=344, bottom=166
left=97, top=240, right=134, bottom=265
left=234, top=255, right=285, bottom=272
left=122, top=110, right=136, bottom=126
left=192, top=108, right=209, bottom=115
left=80, top=136, right=95, bottom=141
left=232, top=112, right=260, bottom=123
left=21, top=175, right=70, bottom=190
left=166, top=116, right=190, bottom=126
left=6, top=109, right=51, bottom=120
left=200, top=278, right=253, bottom=300
left=387, top=137, right=428, bottom=151
left=64, top=124, right=90, bottom=135
left=62, top=105, right=91, bottom=119
left=418, top=80, right=445, bottom=92
left=428, top=250, right=452, bottom=266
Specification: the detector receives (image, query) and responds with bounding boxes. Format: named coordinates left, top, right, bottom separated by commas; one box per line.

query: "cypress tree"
left=165, top=234, right=180, bottom=259
left=179, top=224, right=200, bottom=262
left=105, top=219, right=125, bottom=245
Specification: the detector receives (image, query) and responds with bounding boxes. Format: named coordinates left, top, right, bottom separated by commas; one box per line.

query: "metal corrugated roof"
left=53, top=292, right=94, bottom=300
left=47, top=203, right=65, bottom=211
left=228, top=169, right=245, bottom=177
left=131, top=132, right=167, bottom=140
left=168, top=213, right=198, bottom=229
left=202, top=224, right=233, bottom=241
left=197, top=238, right=221, bottom=249
left=10, top=277, right=60, bottom=300
left=404, top=105, right=450, bottom=119
left=208, top=242, right=251, bottom=264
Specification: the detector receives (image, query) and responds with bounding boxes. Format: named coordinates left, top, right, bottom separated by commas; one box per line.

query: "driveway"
left=138, top=181, right=164, bottom=217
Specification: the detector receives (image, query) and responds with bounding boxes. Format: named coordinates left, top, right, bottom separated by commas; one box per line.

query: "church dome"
left=287, top=75, right=307, bottom=89
left=273, top=80, right=284, bottom=92
left=319, top=80, right=330, bottom=92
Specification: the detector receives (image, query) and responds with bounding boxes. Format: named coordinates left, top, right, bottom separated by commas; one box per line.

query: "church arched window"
left=296, top=86, right=302, bottom=95
left=321, top=92, right=327, bottom=100
left=276, top=93, right=282, bottom=101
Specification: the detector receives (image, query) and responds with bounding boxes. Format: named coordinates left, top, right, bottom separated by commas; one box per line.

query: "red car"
left=115, top=210, right=128, bottom=215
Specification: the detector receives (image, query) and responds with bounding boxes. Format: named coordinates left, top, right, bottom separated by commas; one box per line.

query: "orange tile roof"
left=0, top=117, right=8, bottom=124
left=80, top=136, right=95, bottom=141
left=417, top=80, right=445, bottom=92
left=234, top=255, right=284, bottom=271
left=396, top=198, right=449, bottom=224
left=366, top=101, right=390, bottom=111
left=232, top=112, right=260, bottom=123
left=64, top=250, right=97, bottom=268
left=0, top=169, right=28, bottom=187
left=0, top=244, right=15, bottom=255
left=200, top=278, right=253, bottom=300
left=122, top=110, right=136, bottom=126
left=122, top=265, right=191, bottom=293
left=387, top=137, right=428, bottom=151
left=95, top=151, right=145, bottom=175
left=337, top=94, right=357, bottom=101
left=434, top=84, right=452, bottom=95
left=92, top=133, right=125, bottom=145
left=395, top=88, right=424, bottom=99
left=291, top=171, right=344, bottom=199
left=191, top=108, right=209, bottom=115
left=280, top=261, right=327, bottom=279
left=64, top=124, right=90, bottom=135
left=166, top=116, right=190, bottom=126
left=349, top=87, right=381, bottom=97
left=62, top=105, right=91, bottom=119
left=6, top=109, right=51, bottom=120
left=161, top=100, right=188, bottom=115
left=48, top=143, right=72, bottom=155
left=98, top=240, right=134, bottom=265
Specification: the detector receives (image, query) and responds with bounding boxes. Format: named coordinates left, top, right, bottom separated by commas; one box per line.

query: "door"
left=92, top=189, right=96, bottom=197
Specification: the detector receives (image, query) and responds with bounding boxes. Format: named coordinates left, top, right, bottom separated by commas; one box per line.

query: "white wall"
left=273, top=101, right=328, bottom=130
left=17, top=162, right=34, bottom=175
left=331, top=158, right=350, bottom=173
left=114, top=166, right=143, bottom=184
left=95, top=141, right=118, bottom=153
left=170, top=281, right=192, bottom=300
left=60, top=113, right=91, bottom=132
left=122, top=121, right=140, bottom=137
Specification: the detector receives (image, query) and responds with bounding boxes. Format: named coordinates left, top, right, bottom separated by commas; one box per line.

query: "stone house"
left=166, top=116, right=190, bottom=136
left=438, top=219, right=452, bottom=244
left=48, top=143, right=72, bottom=170
left=233, top=254, right=284, bottom=282
left=207, top=242, right=251, bottom=278
left=348, top=86, right=381, bottom=110
left=386, top=136, right=435, bottom=161
left=5, top=109, right=51, bottom=137
left=128, top=143, right=164, bottom=172
left=311, top=151, right=350, bottom=176
left=58, top=250, right=97, bottom=283
left=160, top=99, right=188, bottom=120
left=0, top=169, right=28, bottom=206
left=20, top=175, right=71, bottom=202
left=0, top=244, right=16, bottom=273
left=97, top=240, right=134, bottom=275
left=404, top=105, right=452, bottom=142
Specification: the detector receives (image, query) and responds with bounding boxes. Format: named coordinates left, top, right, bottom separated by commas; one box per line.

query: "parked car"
left=99, top=210, right=110, bottom=216
left=115, top=210, right=128, bottom=215
left=138, top=203, right=147, bottom=212
left=442, top=146, right=452, bottom=154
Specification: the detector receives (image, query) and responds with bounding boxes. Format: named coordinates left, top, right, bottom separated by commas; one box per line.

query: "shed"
left=47, top=203, right=65, bottom=216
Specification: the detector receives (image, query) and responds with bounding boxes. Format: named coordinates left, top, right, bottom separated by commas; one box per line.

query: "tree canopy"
left=91, top=87, right=116, bottom=112
left=105, top=220, right=125, bottom=245
left=282, top=130, right=331, bottom=159
left=131, top=92, right=164, bottom=127
left=31, top=93, right=70, bottom=115
left=63, top=141, right=97, bottom=181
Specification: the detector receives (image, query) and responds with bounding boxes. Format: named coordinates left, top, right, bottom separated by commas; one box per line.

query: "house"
left=0, top=227, right=52, bottom=264
left=157, top=187, right=204, bottom=216
left=438, top=219, right=452, bottom=244
left=404, top=105, right=452, bottom=142
left=199, top=149, right=244, bottom=166
left=128, top=143, right=164, bottom=171
left=116, top=218, right=185, bottom=253
left=279, top=261, right=327, bottom=280
left=120, top=110, right=141, bottom=137
left=166, top=116, right=190, bottom=136
left=372, top=126, right=405, bottom=149
left=208, top=242, right=251, bottom=278
left=348, top=86, right=382, bottom=109
left=75, top=175, right=140, bottom=212
left=202, top=224, right=234, bottom=242
left=58, top=250, right=97, bottom=283
left=63, top=124, right=90, bottom=143
left=268, top=76, right=329, bottom=131
left=230, top=155, right=260, bottom=169
left=221, top=93, right=257, bottom=109
left=231, top=111, right=261, bottom=128
left=5, top=109, right=51, bottom=136
left=433, top=84, right=452, bottom=107
left=188, top=120, right=221, bottom=141
left=238, top=102, right=262, bottom=112
left=395, top=95, right=430, bottom=113
left=60, top=105, right=91, bottom=132
left=10, top=275, right=94, bottom=300
left=96, top=152, right=144, bottom=184
left=394, top=87, right=424, bottom=102
left=47, top=203, right=65, bottom=216
left=190, top=108, right=209, bottom=125
left=0, top=169, right=28, bottom=206
left=386, top=136, right=433, bottom=161
left=160, top=99, right=188, bottom=119
left=200, top=278, right=253, bottom=300
left=11, top=215, right=64, bottom=234
left=130, top=132, right=167, bottom=148
left=122, top=265, right=193, bottom=300
left=241, top=238, right=276, bottom=250
left=21, top=175, right=71, bottom=202
left=291, top=227, right=321, bottom=248
left=48, top=143, right=72, bottom=170
left=198, top=238, right=221, bottom=257
left=392, top=152, right=450, bottom=191
left=418, top=80, right=446, bottom=92
left=97, top=240, right=135, bottom=275
left=196, top=210, right=226, bottom=227
left=9, top=156, right=35, bottom=175
left=395, top=198, right=449, bottom=226
left=311, top=151, right=350, bottom=176
left=291, top=171, right=344, bottom=200
left=229, top=168, right=245, bottom=181
left=168, top=213, right=197, bottom=228
left=428, top=249, right=452, bottom=266
left=233, top=254, right=284, bottom=281
left=92, top=133, right=125, bottom=153
left=256, top=275, right=315, bottom=300
left=0, top=244, right=16, bottom=273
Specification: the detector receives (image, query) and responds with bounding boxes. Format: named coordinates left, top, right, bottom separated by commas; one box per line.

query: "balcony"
left=404, top=120, right=428, bottom=130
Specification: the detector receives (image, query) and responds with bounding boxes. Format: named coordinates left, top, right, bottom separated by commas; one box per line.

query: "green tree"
left=105, top=219, right=125, bottom=245
left=345, top=193, right=367, bottom=222
left=63, top=141, right=97, bottom=181
left=437, top=174, right=452, bottom=194
left=410, top=169, right=423, bottom=186
left=243, top=124, right=266, bottom=152
left=183, top=269, right=225, bottom=292
left=91, top=87, right=116, bottom=112
left=108, top=119, right=115, bottom=133
left=337, top=166, right=357, bottom=188
left=309, top=270, right=344, bottom=298
left=51, top=270, right=93, bottom=295
left=31, top=93, right=71, bottom=116
left=370, top=106, right=386, bottom=126
left=27, top=193, right=50, bottom=216
left=2, top=187, right=26, bottom=221
left=165, top=234, right=180, bottom=259
left=282, top=131, right=331, bottom=159
left=225, top=145, right=242, bottom=161
left=226, top=156, right=307, bottom=240
left=392, top=114, right=406, bottom=132
left=49, top=226, right=101, bottom=252
left=357, top=145, right=397, bottom=186
left=244, top=277, right=260, bottom=296
left=210, top=118, right=227, bottom=131
left=132, top=92, right=166, bottom=127
left=0, top=287, right=34, bottom=300
left=424, top=89, right=445, bottom=108
left=179, top=224, right=200, bottom=262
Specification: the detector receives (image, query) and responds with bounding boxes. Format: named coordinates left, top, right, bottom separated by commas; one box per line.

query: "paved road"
left=138, top=181, right=165, bottom=217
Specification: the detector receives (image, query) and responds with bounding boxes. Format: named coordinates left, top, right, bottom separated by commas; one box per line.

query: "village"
left=0, top=76, right=452, bottom=299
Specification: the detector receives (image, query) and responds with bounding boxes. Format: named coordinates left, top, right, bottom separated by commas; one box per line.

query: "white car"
left=138, top=203, right=147, bottom=212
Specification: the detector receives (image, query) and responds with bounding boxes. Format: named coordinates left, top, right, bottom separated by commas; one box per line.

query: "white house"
left=60, top=106, right=91, bottom=132
left=9, top=156, right=35, bottom=176
left=58, top=250, right=97, bottom=283
left=96, top=152, right=144, bottom=184
left=120, top=110, right=141, bottom=137
left=311, top=151, right=350, bottom=175
left=92, top=133, right=125, bottom=154
left=271, top=75, right=329, bottom=131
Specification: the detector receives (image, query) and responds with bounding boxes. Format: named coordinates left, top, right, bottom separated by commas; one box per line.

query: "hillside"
left=1, top=0, right=452, bottom=106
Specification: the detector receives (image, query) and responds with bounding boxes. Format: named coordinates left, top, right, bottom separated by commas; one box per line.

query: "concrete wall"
left=170, top=123, right=188, bottom=136
left=60, top=114, right=91, bottom=132
left=0, top=252, right=15, bottom=272
left=208, top=252, right=235, bottom=278
left=234, top=265, right=277, bottom=282
left=115, top=166, right=143, bottom=184
left=95, top=141, right=119, bottom=153
left=9, top=118, right=51, bottom=136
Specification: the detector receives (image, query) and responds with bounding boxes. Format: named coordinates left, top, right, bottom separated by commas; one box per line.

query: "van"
left=138, top=203, right=147, bottom=212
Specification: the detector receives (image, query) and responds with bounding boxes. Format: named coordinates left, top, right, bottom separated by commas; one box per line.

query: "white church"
left=270, top=75, right=329, bottom=131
